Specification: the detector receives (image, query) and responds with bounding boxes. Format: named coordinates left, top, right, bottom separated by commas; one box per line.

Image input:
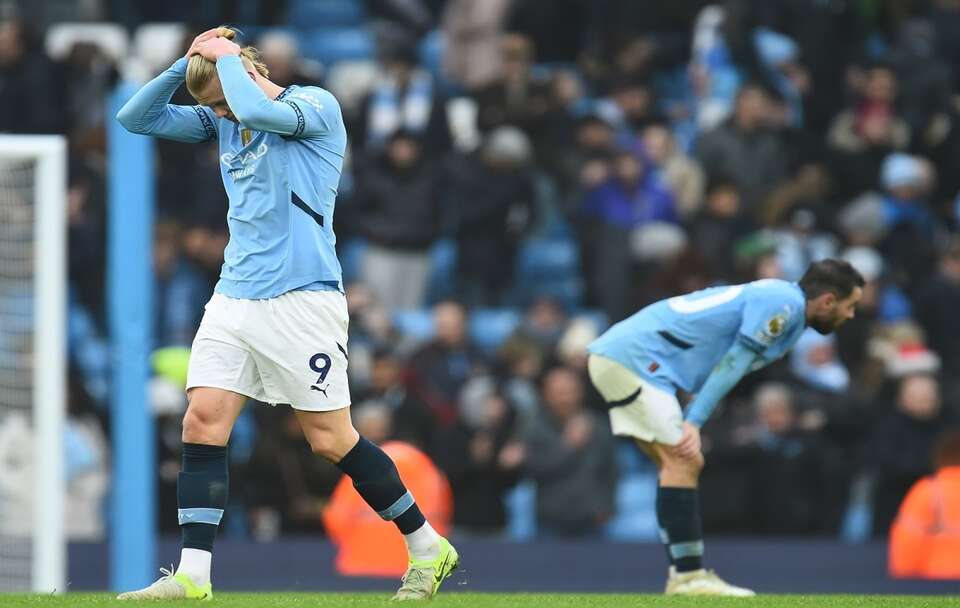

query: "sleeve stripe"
left=284, top=100, right=306, bottom=137
left=737, top=332, right=768, bottom=354
left=192, top=106, right=217, bottom=140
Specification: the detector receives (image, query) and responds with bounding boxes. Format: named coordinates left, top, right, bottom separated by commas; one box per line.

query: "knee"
left=661, top=450, right=704, bottom=481
left=306, top=427, right=358, bottom=462
left=182, top=406, right=227, bottom=445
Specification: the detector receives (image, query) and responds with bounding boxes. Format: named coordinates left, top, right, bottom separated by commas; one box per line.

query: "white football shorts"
left=587, top=354, right=683, bottom=445
left=186, top=289, right=351, bottom=411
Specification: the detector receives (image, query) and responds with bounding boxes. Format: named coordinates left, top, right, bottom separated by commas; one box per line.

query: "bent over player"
left=587, top=260, right=863, bottom=596
left=116, top=27, right=457, bottom=601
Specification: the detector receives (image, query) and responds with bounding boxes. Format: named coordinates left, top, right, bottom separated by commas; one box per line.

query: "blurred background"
left=2, top=0, right=960, bottom=595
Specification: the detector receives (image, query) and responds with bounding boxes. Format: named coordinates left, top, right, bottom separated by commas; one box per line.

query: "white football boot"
left=665, top=566, right=756, bottom=596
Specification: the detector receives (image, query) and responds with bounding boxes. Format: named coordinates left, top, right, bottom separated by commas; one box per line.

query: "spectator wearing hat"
left=447, top=127, right=537, bottom=305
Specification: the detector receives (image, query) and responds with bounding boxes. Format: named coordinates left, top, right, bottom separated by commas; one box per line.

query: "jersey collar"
left=276, top=86, right=297, bottom=102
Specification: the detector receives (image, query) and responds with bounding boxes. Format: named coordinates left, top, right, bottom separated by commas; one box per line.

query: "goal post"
left=0, top=135, right=67, bottom=593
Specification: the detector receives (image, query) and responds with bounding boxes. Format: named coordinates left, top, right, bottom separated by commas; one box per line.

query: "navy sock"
left=178, top=443, right=228, bottom=553
left=657, top=486, right=704, bottom=572
left=336, top=436, right=426, bottom=534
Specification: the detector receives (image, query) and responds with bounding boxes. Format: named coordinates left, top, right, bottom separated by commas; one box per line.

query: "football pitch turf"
left=2, top=593, right=958, bottom=607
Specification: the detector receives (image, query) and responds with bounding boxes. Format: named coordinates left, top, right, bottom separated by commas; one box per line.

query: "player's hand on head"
left=673, top=422, right=701, bottom=459
left=185, top=28, right=223, bottom=58
left=194, top=36, right=242, bottom=62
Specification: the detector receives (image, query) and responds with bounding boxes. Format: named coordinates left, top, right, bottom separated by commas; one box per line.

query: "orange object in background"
left=889, top=464, right=960, bottom=579
left=323, top=441, right=453, bottom=577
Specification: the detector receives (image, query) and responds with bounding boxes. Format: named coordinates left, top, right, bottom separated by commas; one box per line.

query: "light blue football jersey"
left=588, top=279, right=807, bottom=393
left=205, top=83, right=345, bottom=299
left=117, top=57, right=346, bottom=299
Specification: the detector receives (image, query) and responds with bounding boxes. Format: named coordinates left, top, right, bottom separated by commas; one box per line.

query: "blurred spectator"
left=0, top=19, right=60, bottom=133
left=255, top=30, right=321, bottom=88
left=688, top=179, right=753, bottom=282
left=433, top=378, right=523, bottom=534
left=549, top=113, right=617, bottom=215
left=447, top=127, right=536, bottom=305
left=352, top=348, right=433, bottom=449
left=876, top=153, right=940, bottom=285
left=827, top=63, right=910, bottom=199
left=524, top=367, right=616, bottom=537
left=915, top=239, right=960, bottom=378
left=594, top=78, right=661, bottom=141
left=407, top=300, right=488, bottom=428
left=889, top=19, right=953, bottom=141
left=695, top=83, right=790, bottom=215
left=506, top=0, right=588, bottom=63
left=740, top=383, right=836, bottom=534
left=67, top=158, right=107, bottom=325
left=868, top=374, right=955, bottom=536
left=641, top=123, right=705, bottom=219
left=773, top=208, right=840, bottom=282
left=441, top=0, right=512, bottom=91
left=154, top=221, right=210, bottom=347
left=579, top=146, right=677, bottom=320
left=474, top=34, right=555, bottom=154
left=59, top=41, right=118, bottom=150
left=351, top=131, right=444, bottom=309
left=790, top=330, right=851, bottom=396
left=355, top=43, right=451, bottom=154
left=245, top=410, right=339, bottom=536
left=889, top=429, right=960, bottom=579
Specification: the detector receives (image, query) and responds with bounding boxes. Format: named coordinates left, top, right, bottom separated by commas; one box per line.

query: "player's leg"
left=293, top=406, right=458, bottom=600
left=117, top=386, right=246, bottom=600
left=650, top=440, right=754, bottom=596
left=174, top=387, right=247, bottom=586
left=648, top=440, right=706, bottom=574
left=119, top=294, right=262, bottom=601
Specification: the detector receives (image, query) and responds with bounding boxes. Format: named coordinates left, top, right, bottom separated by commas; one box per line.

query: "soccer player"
left=587, top=260, right=863, bottom=596
left=115, top=27, right=458, bottom=601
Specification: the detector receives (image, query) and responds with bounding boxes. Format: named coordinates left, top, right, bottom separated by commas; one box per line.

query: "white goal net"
left=0, top=136, right=66, bottom=593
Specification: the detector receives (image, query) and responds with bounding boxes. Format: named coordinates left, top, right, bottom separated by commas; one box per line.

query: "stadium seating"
left=469, top=309, right=523, bottom=353
left=45, top=22, right=128, bottom=64
left=287, top=0, right=366, bottom=28
left=513, top=236, right=584, bottom=307
left=131, top=23, right=187, bottom=71
left=298, top=27, right=375, bottom=67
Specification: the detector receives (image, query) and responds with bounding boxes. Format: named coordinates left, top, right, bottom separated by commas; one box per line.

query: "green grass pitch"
left=2, top=594, right=958, bottom=607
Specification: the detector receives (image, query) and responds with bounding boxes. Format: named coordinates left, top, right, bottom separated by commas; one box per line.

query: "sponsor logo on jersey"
left=222, top=142, right=269, bottom=180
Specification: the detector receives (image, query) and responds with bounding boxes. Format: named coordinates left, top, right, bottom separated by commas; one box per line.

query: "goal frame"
left=0, top=135, right=67, bottom=593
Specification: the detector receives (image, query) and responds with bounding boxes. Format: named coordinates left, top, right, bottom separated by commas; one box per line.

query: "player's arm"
left=684, top=340, right=759, bottom=428
left=115, top=57, right=219, bottom=143
left=215, top=55, right=332, bottom=138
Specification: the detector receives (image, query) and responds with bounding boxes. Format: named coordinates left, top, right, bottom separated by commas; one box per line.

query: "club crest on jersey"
left=240, top=128, right=253, bottom=146
left=757, top=311, right=789, bottom=345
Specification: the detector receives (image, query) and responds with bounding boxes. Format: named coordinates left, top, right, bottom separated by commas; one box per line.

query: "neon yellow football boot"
left=116, top=569, right=213, bottom=601
left=392, top=537, right=460, bottom=601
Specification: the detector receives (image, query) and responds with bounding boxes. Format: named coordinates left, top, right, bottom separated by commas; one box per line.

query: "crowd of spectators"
left=5, top=0, right=960, bottom=544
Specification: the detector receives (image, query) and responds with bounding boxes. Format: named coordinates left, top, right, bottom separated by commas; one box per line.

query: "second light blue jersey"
left=588, top=279, right=807, bottom=393
left=117, top=56, right=346, bottom=299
